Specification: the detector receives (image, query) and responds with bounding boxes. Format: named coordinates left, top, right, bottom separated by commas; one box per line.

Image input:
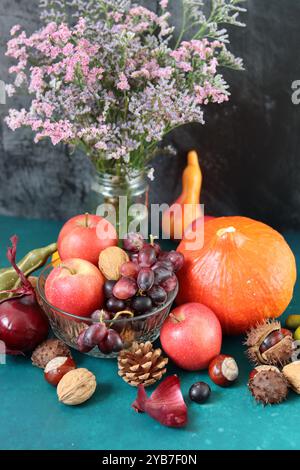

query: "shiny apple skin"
left=160, top=302, right=222, bottom=371
left=45, top=258, right=105, bottom=317
left=58, top=214, right=118, bottom=266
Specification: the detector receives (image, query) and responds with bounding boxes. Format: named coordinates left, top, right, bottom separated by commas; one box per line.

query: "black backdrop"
left=0, top=0, right=300, bottom=229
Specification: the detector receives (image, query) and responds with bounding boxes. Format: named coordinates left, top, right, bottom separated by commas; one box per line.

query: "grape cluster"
left=77, top=314, right=123, bottom=355
left=104, top=233, right=184, bottom=316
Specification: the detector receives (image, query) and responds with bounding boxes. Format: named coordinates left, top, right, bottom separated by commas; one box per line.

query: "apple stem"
left=169, top=313, right=181, bottom=323
left=84, top=212, right=89, bottom=228
left=61, top=264, right=75, bottom=275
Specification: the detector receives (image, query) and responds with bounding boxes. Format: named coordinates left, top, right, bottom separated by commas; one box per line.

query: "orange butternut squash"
left=162, top=150, right=202, bottom=239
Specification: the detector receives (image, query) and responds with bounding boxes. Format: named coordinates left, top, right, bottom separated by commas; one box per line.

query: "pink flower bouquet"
left=5, top=0, right=246, bottom=177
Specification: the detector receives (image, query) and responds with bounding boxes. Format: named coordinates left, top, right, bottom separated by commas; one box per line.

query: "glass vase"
left=86, top=171, right=149, bottom=234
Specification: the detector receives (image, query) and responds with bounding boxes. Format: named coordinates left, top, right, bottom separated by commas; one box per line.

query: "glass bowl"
left=37, top=264, right=178, bottom=358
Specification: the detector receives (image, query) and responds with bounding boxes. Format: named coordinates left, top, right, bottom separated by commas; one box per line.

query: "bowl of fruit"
left=37, top=232, right=183, bottom=358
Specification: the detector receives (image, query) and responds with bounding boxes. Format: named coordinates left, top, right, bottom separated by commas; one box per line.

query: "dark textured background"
left=0, top=0, right=300, bottom=228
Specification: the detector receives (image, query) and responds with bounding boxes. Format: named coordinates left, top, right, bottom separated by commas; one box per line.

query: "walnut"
left=57, top=368, right=97, bottom=405
left=98, top=246, right=129, bottom=280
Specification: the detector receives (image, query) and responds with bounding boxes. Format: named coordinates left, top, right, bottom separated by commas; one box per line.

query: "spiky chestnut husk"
left=245, top=319, right=293, bottom=366
left=248, top=365, right=289, bottom=405
left=31, top=338, right=72, bottom=369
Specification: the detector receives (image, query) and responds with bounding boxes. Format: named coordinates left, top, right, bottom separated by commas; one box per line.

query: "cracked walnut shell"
left=57, top=368, right=97, bottom=405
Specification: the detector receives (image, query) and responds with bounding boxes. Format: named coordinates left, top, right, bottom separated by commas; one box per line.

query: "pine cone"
left=118, top=341, right=168, bottom=387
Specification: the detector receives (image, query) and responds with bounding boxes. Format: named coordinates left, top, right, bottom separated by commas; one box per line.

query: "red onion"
left=132, top=375, right=188, bottom=428
left=0, top=236, right=49, bottom=354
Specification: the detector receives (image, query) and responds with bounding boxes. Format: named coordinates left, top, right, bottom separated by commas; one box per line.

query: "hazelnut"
left=57, top=368, right=97, bottom=405
left=208, top=354, right=239, bottom=387
left=44, top=356, right=76, bottom=386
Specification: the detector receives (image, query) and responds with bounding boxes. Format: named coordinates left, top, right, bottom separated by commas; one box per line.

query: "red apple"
left=160, top=303, right=222, bottom=371
left=58, top=213, right=118, bottom=266
left=45, top=258, right=105, bottom=317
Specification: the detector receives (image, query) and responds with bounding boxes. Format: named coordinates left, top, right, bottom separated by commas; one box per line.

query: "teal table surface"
left=0, top=215, right=299, bottom=451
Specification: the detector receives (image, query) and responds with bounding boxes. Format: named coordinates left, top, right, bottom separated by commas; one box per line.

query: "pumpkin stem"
left=217, top=226, right=236, bottom=238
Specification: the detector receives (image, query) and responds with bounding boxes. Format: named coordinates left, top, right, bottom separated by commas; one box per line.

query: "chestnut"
left=209, top=354, right=239, bottom=387
left=259, top=329, right=291, bottom=354
left=246, top=320, right=293, bottom=366
left=44, top=356, right=76, bottom=386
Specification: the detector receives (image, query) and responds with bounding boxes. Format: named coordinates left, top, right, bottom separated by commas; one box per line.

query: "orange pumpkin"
left=176, top=216, right=297, bottom=335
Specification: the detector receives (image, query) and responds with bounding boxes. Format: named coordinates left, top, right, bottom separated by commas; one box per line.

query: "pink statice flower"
left=160, top=0, right=169, bottom=8
left=34, top=120, right=74, bottom=145
left=5, top=84, right=16, bottom=97
left=29, top=67, right=44, bottom=93
left=117, top=73, right=130, bottom=91
left=10, top=25, right=21, bottom=36
left=5, top=108, right=27, bottom=131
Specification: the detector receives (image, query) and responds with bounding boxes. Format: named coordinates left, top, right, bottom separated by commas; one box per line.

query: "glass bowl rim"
left=37, top=263, right=178, bottom=323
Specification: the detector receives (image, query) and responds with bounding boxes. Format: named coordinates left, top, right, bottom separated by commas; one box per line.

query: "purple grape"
left=153, top=243, right=161, bottom=256
left=98, top=329, right=123, bottom=354
left=129, top=253, right=139, bottom=264
left=83, top=323, right=108, bottom=348
left=113, top=277, right=138, bottom=300
left=166, top=251, right=185, bottom=272
left=120, top=261, right=139, bottom=278
left=161, top=274, right=178, bottom=293
left=131, top=296, right=152, bottom=313
left=143, top=242, right=161, bottom=256
left=104, top=280, right=117, bottom=298
left=138, top=246, right=156, bottom=267
left=137, top=267, right=154, bottom=292
left=123, top=232, right=144, bottom=253
left=153, top=267, right=173, bottom=284
left=152, top=260, right=174, bottom=272
left=158, top=251, right=169, bottom=261
left=106, top=297, right=126, bottom=313
left=77, top=330, right=93, bottom=353
left=91, top=309, right=111, bottom=322
left=148, top=285, right=167, bottom=306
